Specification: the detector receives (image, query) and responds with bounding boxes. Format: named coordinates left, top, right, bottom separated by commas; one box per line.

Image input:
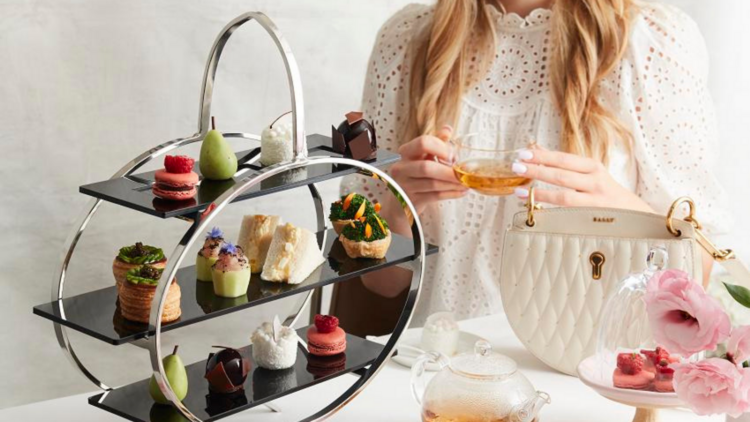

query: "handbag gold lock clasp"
left=589, top=252, right=605, bottom=280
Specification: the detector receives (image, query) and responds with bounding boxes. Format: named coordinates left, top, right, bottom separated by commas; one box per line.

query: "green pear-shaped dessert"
left=199, top=116, right=238, bottom=180
left=149, top=345, right=188, bottom=405
left=196, top=227, right=224, bottom=282
left=212, top=242, right=251, bottom=298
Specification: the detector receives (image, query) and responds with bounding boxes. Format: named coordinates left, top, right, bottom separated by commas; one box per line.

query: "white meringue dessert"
left=251, top=317, right=300, bottom=370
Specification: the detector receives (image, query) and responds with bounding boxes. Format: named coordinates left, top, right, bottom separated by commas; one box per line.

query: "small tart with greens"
left=112, top=242, right=166, bottom=292
left=339, top=213, right=391, bottom=259
left=119, top=264, right=181, bottom=323
left=329, top=193, right=379, bottom=235
left=125, top=264, right=163, bottom=286
left=118, top=242, right=165, bottom=265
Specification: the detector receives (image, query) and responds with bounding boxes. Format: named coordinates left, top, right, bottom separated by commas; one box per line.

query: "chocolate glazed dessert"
left=332, top=111, right=378, bottom=161
left=204, top=347, right=251, bottom=394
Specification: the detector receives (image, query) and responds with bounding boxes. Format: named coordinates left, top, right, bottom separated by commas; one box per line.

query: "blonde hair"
left=407, top=0, right=637, bottom=163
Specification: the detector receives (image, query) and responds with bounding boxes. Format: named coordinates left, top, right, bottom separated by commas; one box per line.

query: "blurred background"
left=0, top=0, right=747, bottom=410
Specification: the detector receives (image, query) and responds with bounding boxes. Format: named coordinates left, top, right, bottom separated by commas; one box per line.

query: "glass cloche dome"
left=594, top=246, right=682, bottom=395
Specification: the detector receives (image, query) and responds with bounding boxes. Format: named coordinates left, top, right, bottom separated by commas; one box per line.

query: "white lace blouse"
left=342, top=3, right=731, bottom=325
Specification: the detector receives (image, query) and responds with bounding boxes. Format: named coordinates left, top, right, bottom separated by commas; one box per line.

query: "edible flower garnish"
left=206, top=227, right=224, bottom=239
left=220, top=242, right=237, bottom=255
left=343, top=193, right=355, bottom=211
left=354, top=202, right=366, bottom=219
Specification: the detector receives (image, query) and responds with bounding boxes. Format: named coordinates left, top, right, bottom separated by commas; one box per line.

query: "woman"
left=343, top=0, right=730, bottom=324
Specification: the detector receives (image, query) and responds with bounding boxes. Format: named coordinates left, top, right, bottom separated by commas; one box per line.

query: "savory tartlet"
left=328, top=193, right=377, bottom=235
left=112, top=242, right=166, bottom=294
left=118, top=264, right=181, bottom=323
left=339, top=213, right=391, bottom=259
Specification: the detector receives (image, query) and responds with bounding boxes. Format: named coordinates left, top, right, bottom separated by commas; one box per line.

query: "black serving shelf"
left=89, top=328, right=383, bottom=422
left=33, top=229, right=438, bottom=345
left=79, top=134, right=399, bottom=219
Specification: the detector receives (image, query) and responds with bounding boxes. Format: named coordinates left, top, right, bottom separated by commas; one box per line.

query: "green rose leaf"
left=724, top=282, right=750, bottom=309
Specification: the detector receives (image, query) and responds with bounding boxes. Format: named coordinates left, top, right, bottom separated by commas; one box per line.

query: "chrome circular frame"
left=149, top=157, right=426, bottom=421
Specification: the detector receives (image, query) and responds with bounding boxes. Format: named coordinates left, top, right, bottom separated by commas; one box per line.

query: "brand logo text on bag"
left=593, top=217, right=615, bottom=223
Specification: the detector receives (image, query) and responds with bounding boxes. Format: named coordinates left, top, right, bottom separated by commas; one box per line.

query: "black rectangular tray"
left=33, top=229, right=437, bottom=345
left=79, top=134, right=399, bottom=219
left=89, top=328, right=383, bottom=422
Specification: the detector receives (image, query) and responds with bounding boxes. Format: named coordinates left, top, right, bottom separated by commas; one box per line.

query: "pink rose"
left=644, top=269, right=731, bottom=357
left=673, top=358, right=750, bottom=417
left=728, top=326, right=750, bottom=366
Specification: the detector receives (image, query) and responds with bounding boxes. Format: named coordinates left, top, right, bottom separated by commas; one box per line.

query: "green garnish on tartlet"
left=125, top=265, right=163, bottom=286
left=118, top=242, right=164, bottom=264
left=342, top=214, right=389, bottom=242
left=329, top=193, right=375, bottom=221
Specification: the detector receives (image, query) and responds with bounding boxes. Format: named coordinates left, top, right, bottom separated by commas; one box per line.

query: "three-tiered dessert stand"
left=32, top=12, right=435, bottom=422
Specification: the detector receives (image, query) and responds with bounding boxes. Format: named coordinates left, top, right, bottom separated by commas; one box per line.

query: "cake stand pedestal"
left=633, top=408, right=660, bottom=422
left=578, top=356, right=684, bottom=422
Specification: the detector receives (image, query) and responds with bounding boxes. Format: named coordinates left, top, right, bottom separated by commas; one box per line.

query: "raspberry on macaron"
left=617, top=352, right=644, bottom=375
left=314, top=314, right=339, bottom=334
left=164, top=155, right=196, bottom=174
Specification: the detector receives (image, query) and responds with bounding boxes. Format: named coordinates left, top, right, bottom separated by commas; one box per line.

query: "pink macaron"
left=613, top=368, right=654, bottom=390
left=152, top=155, right=199, bottom=201
left=307, top=326, right=346, bottom=356
left=307, top=315, right=347, bottom=357
left=152, top=170, right=199, bottom=201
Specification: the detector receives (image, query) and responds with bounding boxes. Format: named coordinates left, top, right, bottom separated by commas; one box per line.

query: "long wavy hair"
left=406, top=0, right=637, bottom=163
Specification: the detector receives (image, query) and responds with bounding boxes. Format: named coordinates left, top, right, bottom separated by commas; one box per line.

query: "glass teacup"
left=450, top=133, right=531, bottom=196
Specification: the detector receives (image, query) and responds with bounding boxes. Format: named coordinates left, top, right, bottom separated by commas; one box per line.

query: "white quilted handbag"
left=500, top=191, right=746, bottom=376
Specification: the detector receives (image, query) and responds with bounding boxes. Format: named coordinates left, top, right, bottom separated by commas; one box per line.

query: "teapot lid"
left=450, top=340, right=517, bottom=379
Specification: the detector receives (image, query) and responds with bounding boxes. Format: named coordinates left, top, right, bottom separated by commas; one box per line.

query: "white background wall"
left=0, top=0, right=747, bottom=410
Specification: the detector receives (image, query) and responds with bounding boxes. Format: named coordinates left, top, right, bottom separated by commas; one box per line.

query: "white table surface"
left=1, top=313, right=723, bottom=422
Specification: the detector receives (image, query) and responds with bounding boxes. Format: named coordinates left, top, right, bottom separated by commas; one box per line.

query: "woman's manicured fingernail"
left=514, top=187, right=529, bottom=198
left=517, top=149, right=533, bottom=161
left=512, top=162, right=527, bottom=175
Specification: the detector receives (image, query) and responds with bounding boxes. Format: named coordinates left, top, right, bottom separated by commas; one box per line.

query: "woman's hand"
left=390, top=126, right=467, bottom=214
left=511, top=147, right=653, bottom=213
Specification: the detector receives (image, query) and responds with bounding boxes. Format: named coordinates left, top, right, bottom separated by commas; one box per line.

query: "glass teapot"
left=411, top=340, right=550, bottom=422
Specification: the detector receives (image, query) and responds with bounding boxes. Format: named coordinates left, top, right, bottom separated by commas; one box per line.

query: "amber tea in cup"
left=423, top=408, right=537, bottom=422
left=450, top=134, right=530, bottom=196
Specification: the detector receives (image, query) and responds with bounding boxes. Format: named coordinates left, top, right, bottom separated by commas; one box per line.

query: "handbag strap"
left=718, top=258, right=750, bottom=288
left=665, top=196, right=750, bottom=288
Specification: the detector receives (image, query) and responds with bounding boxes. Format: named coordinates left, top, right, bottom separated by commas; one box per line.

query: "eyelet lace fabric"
left=341, top=3, right=731, bottom=325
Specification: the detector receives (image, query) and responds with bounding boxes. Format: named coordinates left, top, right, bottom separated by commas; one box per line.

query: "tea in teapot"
left=412, top=341, right=549, bottom=422
left=423, top=409, right=538, bottom=422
